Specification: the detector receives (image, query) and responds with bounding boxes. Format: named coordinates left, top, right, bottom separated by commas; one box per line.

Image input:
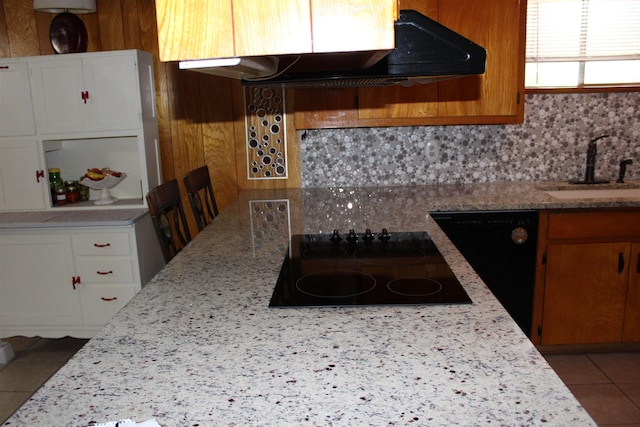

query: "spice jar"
left=55, top=187, right=67, bottom=205
left=66, top=186, right=79, bottom=204
left=78, top=182, right=90, bottom=201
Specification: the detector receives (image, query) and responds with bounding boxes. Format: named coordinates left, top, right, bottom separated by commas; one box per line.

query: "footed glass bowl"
left=79, top=173, right=127, bottom=205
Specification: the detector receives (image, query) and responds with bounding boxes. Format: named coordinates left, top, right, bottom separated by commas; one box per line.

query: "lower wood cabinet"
left=0, top=215, right=164, bottom=338
left=535, top=210, right=640, bottom=346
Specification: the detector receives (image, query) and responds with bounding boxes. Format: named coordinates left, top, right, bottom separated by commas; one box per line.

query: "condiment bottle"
left=55, top=187, right=67, bottom=205
left=66, top=186, right=79, bottom=204
left=48, top=168, right=64, bottom=205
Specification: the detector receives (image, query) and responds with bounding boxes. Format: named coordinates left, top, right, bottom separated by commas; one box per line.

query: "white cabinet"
left=0, top=61, right=36, bottom=136
left=0, top=214, right=165, bottom=338
left=0, top=50, right=161, bottom=212
left=0, top=139, right=47, bottom=210
left=0, top=233, right=81, bottom=327
left=30, top=53, right=142, bottom=134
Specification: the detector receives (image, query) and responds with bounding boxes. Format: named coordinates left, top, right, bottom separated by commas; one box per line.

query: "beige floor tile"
left=0, top=359, right=65, bottom=392
left=20, top=337, right=87, bottom=363
left=544, top=354, right=610, bottom=385
left=588, top=352, right=640, bottom=383
left=568, top=383, right=640, bottom=425
left=3, top=337, right=39, bottom=356
left=0, top=391, right=32, bottom=423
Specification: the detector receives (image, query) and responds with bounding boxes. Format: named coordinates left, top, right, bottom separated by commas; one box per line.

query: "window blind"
left=526, top=0, right=640, bottom=87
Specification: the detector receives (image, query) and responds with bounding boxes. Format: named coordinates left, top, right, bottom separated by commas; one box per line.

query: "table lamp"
left=33, top=0, right=97, bottom=54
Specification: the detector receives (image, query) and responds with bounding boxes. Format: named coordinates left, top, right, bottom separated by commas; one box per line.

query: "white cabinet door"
left=30, top=59, right=86, bottom=134
left=82, top=54, right=141, bottom=131
left=0, top=233, right=82, bottom=327
left=30, top=53, right=141, bottom=134
left=0, top=61, right=36, bottom=136
left=0, top=139, right=47, bottom=210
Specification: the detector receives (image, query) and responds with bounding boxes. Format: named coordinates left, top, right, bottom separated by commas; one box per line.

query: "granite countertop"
left=0, top=208, right=149, bottom=228
left=7, top=181, right=632, bottom=426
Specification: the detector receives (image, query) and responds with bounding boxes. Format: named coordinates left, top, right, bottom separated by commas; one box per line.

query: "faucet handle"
left=616, top=159, right=634, bottom=183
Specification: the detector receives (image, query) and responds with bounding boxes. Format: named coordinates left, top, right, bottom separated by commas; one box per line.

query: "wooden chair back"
left=183, top=165, right=219, bottom=231
left=146, top=179, right=192, bottom=263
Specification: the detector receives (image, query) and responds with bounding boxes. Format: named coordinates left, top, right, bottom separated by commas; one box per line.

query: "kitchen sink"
left=545, top=188, right=640, bottom=199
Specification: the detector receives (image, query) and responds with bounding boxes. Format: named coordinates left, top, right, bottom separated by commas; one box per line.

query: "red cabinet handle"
left=96, top=270, right=113, bottom=275
left=36, top=170, right=45, bottom=183
left=101, top=297, right=118, bottom=301
left=93, top=243, right=111, bottom=248
left=72, top=276, right=81, bottom=289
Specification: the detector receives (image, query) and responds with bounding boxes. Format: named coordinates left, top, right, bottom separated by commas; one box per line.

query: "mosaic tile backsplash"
left=300, top=92, right=640, bottom=187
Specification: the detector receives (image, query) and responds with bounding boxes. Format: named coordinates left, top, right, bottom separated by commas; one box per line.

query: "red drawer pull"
left=101, top=297, right=118, bottom=301
left=93, top=243, right=111, bottom=248
left=96, top=270, right=113, bottom=275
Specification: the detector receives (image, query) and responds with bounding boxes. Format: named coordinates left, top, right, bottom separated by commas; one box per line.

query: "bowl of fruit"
left=79, top=168, right=126, bottom=205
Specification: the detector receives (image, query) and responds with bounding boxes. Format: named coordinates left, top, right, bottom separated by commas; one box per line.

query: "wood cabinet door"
left=0, top=233, right=81, bottom=327
left=312, top=0, right=395, bottom=53
left=0, top=61, right=36, bottom=137
left=437, top=0, right=523, bottom=118
left=623, top=243, right=640, bottom=342
left=155, top=0, right=235, bottom=61
left=541, top=242, right=630, bottom=345
left=0, top=139, right=46, bottom=210
left=234, top=0, right=312, bottom=56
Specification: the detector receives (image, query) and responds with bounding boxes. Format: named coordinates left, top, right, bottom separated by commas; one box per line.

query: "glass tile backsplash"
left=300, top=92, right=640, bottom=187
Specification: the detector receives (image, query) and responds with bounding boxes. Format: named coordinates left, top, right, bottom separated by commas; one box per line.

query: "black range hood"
left=243, top=10, right=487, bottom=88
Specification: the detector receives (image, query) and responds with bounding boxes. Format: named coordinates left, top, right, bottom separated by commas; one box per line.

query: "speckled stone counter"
left=0, top=209, right=149, bottom=228
left=6, top=182, right=624, bottom=426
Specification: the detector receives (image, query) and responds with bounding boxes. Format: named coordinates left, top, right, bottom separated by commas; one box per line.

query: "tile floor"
left=544, top=351, right=640, bottom=426
left=0, top=336, right=88, bottom=424
left=0, top=337, right=639, bottom=426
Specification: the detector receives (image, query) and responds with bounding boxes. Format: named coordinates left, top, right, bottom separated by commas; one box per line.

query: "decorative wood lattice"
left=244, top=87, right=287, bottom=180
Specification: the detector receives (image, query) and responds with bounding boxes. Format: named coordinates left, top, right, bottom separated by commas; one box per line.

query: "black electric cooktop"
left=269, top=229, right=472, bottom=307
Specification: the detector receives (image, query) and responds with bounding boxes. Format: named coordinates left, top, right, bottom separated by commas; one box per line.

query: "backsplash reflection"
left=300, top=92, right=640, bottom=187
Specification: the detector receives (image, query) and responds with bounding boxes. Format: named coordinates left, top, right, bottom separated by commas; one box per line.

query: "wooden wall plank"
left=200, top=75, right=239, bottom=209
left=4, top=0, right=39, bottom=57
left=121, top=0, right=140, bottom=49
left=96, top=0, right=125, bottom=51
left=0, top=1, right=10, bottom=57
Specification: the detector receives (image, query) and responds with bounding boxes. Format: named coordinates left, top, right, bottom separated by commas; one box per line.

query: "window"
left=525, top=0, right=640, bottom=90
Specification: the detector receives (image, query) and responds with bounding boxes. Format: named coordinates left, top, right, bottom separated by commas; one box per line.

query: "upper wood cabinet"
left=294, top=0, right=526, bottom=128
left=155, top=0, right=397, bottom=61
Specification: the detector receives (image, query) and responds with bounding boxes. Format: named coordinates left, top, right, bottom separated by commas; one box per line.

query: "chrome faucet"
left=574, top=134, right=610, bottom=184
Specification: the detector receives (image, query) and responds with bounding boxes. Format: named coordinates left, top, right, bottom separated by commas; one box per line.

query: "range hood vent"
left=243, top=10, right=487, bottom=88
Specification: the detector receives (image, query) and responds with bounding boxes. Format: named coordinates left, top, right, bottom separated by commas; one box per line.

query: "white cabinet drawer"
left=80, top=286, right=136, bottom=326
left=77, top=258, right=134, bottom=283
left=73, top=233, right=131, bottom=256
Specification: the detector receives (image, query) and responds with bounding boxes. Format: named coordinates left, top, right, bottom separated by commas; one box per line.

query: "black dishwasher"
left=431, top=211, right=538, bottom=335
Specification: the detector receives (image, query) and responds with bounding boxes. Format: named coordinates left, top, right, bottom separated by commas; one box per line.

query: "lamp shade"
left=33, top=0, right=96, bottom=14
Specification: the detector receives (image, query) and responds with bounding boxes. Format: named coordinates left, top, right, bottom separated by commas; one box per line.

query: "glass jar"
left=48, top=168, right=64, bottom=205
left=54, top=187, right=67, bottom=206
left=78, top=181, right=90, bottom=201
left=66, top=186, right=79, bottom=204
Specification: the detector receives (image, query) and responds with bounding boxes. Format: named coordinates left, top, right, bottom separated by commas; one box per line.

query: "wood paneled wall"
left=0, top=0, right=300, bottom=234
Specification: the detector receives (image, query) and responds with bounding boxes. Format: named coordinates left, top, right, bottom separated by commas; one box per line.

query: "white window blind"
left=526, top=0, right=640, bottom=88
